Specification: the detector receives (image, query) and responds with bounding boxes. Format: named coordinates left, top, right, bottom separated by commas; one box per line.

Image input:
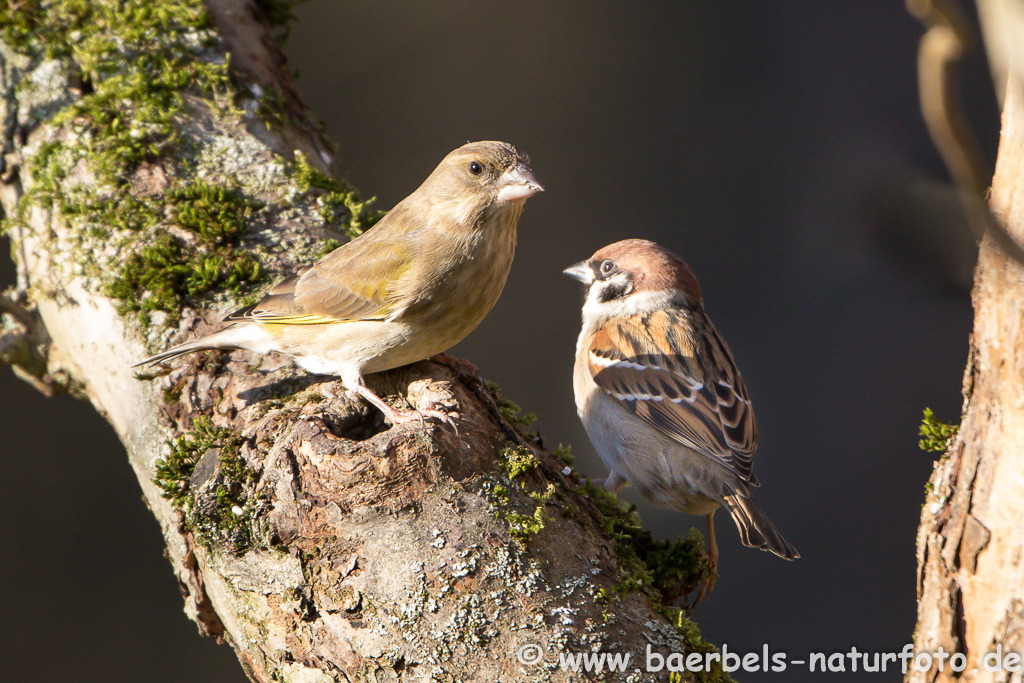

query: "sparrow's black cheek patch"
left=598, top=282, right=628, bottom=302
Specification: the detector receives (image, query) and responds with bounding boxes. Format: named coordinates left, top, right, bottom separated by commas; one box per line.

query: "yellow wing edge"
left=248, top=314, right=344, bottom=326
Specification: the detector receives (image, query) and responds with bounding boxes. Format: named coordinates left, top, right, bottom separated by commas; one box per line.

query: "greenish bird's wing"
left=225, top=222, right=413, bottom=325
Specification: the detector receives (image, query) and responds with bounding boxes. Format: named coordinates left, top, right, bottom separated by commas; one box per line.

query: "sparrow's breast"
left=573, top=347, right=724, bottom=516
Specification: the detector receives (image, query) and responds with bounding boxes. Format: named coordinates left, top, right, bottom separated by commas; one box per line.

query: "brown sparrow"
left=565, top=239, right=798, bottom=583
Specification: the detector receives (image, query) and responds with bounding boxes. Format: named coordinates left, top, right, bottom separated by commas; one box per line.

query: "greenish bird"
left=135, top=141, right=543, bottom=426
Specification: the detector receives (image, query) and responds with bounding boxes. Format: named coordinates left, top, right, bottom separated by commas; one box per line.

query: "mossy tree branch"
left=0, top=1, right=723, bottom=681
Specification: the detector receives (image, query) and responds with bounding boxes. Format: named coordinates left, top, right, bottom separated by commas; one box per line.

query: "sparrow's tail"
left=721, top=488, right=800, bottom=560
left=131, top=325, right=242, bottom=368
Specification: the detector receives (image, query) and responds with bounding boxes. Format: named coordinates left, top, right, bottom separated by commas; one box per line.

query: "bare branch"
left=907, top=0, right=1024, bottom=265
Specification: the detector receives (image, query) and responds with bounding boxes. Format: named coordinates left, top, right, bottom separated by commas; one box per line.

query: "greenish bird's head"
left=424, top=141, right=543, bottom=207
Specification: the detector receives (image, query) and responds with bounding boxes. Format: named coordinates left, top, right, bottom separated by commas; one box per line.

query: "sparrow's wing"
left=587, top=309, right=758, bottom=484
left=226, top=219, right=414, bottom=325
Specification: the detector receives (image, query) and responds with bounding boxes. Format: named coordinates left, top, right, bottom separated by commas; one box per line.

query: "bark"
left=0, top=1, right=715, bottom=682
left=908, top=16, right=1024, bottom=683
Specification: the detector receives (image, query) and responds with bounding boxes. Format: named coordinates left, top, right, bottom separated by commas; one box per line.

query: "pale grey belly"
left=580, top=389, right=724, bottom=516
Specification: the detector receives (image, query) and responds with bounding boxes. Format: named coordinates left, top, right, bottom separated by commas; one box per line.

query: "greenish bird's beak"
left=496, top=163, right=544, bottom=202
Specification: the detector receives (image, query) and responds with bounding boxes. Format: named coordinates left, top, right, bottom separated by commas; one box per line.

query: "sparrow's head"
left=423, top=141, right=543, bottom=207
left=564, top=239, right=702, bottom=323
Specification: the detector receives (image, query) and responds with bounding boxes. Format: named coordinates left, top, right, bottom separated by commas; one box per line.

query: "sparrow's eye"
left=468, top=161, right=483, bottom=175
left=600, top=260, right=618, bottom=275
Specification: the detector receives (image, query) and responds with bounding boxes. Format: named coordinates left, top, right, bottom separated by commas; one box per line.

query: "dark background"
left=0, top=2, right=998, bottom=681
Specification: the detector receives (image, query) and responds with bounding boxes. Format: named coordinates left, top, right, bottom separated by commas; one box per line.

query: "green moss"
left=528, top=482, right=557, bottom=503
left=103, top=234, right=183, bottom=321
left=501, top=481, right=556, bottom=543
left=576, top=479, right=711, bottom=603
left=169, top=181, right=260, bottom=243
left=0, top=0, right=43, bottom=53
left=154, top=415, right=230, bottom=505
left=638, top=529, right=710, bottom=602
left=487, top=443, right=553, bottom=543
left=109, top=181, right=261, bottom=322
left=570, top=480, right=726, bottom=679
left=657, top=606, right=734, bottom=683
left=98, top=180, right=265, bottom=325
left=24, top=140, right=75, bottom=210
left=103, top=225, right=261, bottom=325
left=62, top=194, right=163, bottom=234
left=2, top=0, right=220, bottom=183
left=552, top=443, right=574, bottom=465
left=487, top=465, right=720, bottom=674
left=290, top=154, right=384, bottom=239
left=0, top=0, right=266, bottom=328
left=315, top=238, right=341, bottom=260
left=36, top=1, right=227, bottom=178
left=80, top=5, right=212, bottom=56
left=153, top=415, right=259, bottom=551
left=492, top=484, right=509, bottom=505
left=254, top=83, right=292, bottom=134
left=253, top=0, right=303, bottom=43
left=505, top=507, right=547, bottom=540
left=0, top=0, right=389, bottom=347
left=919, top=407, right=959, bottom=453
left=497, top=445, right=538, bottom=479
left=485, top=381, right=538, bottom=433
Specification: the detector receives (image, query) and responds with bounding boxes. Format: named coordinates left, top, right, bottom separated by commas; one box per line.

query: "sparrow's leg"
left=695, top=512, right=719, bottom=604
left=354, top=382, right=458, bottom=432
left=706, top=512, right=719, bottom=570
left=603, top=472, right=627, bottom=492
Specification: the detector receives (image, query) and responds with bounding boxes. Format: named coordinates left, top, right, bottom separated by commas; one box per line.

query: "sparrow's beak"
left=496, top=163, right=544, bottom=202
left=562, top=260, right=593, bottom=284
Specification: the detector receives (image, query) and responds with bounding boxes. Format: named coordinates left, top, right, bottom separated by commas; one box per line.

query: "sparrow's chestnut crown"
left=564, top=239, right=703, bottom=306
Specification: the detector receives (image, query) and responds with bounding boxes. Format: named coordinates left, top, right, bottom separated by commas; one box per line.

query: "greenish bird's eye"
left=469, top=161, right=483, bottom=175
